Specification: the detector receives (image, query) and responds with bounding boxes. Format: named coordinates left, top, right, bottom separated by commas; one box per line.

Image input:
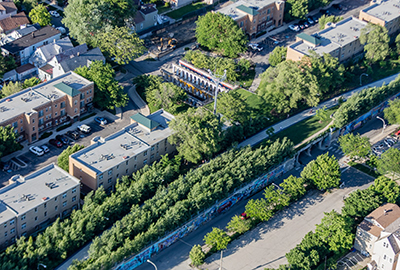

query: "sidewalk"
left=238, top=72, right=400, bottom=148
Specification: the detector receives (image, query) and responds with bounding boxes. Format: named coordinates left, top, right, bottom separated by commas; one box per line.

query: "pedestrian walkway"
left=238, top=72, right=400, bottom=148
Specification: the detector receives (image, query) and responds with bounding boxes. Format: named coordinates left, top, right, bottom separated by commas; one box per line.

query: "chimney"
left=32, top=32, right=34, bottom=38
left=53, top=39, right=56, bottom=43
left=384, top=209, right=388, bottom=215
left=77, top=52, right=80, bottom=56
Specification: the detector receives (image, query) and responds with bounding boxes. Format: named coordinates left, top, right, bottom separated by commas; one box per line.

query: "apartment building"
left=0, top=71, right=94, bottom=143
left=359, top=0, right=400, bottom=35
left=286, top=17, right=367, bottom=62
left=0, top=163, right=80, bottom=249
left=217, top=0, right=285, bottom=38
left=69, top=110, right=175, bottom=192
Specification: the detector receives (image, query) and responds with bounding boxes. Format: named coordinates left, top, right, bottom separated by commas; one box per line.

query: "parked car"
left=248, top=43, right=263, bottom=52
left=40, top=145, right=50, bottom=153
left=307, top=17, right=315, bottom=25
left=289, top=24, right=300, bottom=32
left=320, top=9, right=330, bottom=15
left=1, top=161, right=11, bottom=171
left=50, top=11, right=60, bottom=17
left=94, top=117, right=108, bottom=125
left=49, top=139, right=63, bottom=148
left=67, top=130, right=80, bottom=140
left=241, top=212, right=250, bottom=220
left=56, top=26, right=66, bottom=34
left=29, top=146, right=44, bottom=156
left=56, top=135, right=69, bottom=145
left=300, top=20, right=309, bottom=28
left=77, top=124, right=91, bottom=133
left=298, top=22, right=305, bottom=30
left=332, top=4, right=346, bottom=10
left=311, top=15, right=319, bottom=23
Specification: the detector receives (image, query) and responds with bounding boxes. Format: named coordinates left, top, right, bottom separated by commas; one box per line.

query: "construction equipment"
left=168, top=38, right=177, bottom=49
left=158, top=38, right=164, bottom=52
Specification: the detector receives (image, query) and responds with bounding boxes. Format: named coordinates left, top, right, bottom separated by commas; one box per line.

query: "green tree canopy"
left=342, top=189, right=382, bottom=219
left=377, top=148, right=400, bottom=179
left=189, top=245, right=206, bottom=267
left=315, top=106, right=328, bottom=123
left=147, top=82, right=187, bottom=115
left=396, top=33, right=400, bottom=54
left=384, top=98, right=400, bottom=125
left=168, top=107, right=222, bottom=163
left=203, top=228, right=230, bottom=251
left=360, top=23, right=390, bottom=63
left=264, top=185, right=290, bottom=211
left=245, top=198, right=273, bottom=221
left=195, top=12, right=247, bottom=58
left=75, top=61, right=128, bottom=110
left=57, top=144, right=85, bottom=171
left=0, top=54, right=15, bottom=78
left=280, top=175, right=306, bottom=202
left=14, top=0, right=38, bottom=13
left=227, top=215, right=251, bottom=234
left=218, top=91, right=250, bottom=123
left=338, top=133, right=371, bottom=160
left=370, top=176, right=400, bottom=204
left=269, top=46, right=287, bottom=67
left=318, top=15, right=343, bottom=30
left=0, top=126, right=20, bottom=158
left=22, top=77, right=41, bottom=88
left=286, top=0, right=308, bottom=19
left=301, top=152, right=341, bottom=190
left=1, top=81, right=23, bottom=98
left=29, top=4, right=51, bottom=26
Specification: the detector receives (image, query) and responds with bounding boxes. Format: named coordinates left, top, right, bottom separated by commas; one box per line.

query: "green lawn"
left=157, top=4, right=172, bottom=14
left=237, top=69, right=256, bottom=89
left=165, top=2, right=207, bottom=19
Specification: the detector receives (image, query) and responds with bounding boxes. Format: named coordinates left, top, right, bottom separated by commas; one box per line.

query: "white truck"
left=77, top=124, right=91, bottom=133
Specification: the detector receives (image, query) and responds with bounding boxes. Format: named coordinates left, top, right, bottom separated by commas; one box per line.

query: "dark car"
left=56, top=135, right=69, bottom=145
left=320, top=9, right=330, bottom=15
left=311, top=15, right=319, bottom=23
left=67, top=130, right=80, bottom=140
left=332, top=4, right=343, bottom=10
left=307, top=17, right=315, bottom=25
left=49, top=139, right=63, bottom=148
left=300, top=20, right=309, bottom=28
left=1, top=161, right=11, bottom=172
left=298, top=22, right=305, bottom=30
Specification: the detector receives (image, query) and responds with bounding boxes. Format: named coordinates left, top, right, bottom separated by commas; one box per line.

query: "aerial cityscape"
left=0, top=0, right=399, bottom=270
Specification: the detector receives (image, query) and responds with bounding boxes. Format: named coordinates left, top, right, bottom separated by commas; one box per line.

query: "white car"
left=50, top=11, right=60, bottom=17
left=56, top=26, right=66, bottom=34
left=77, top=124, right=91, bottom=133
left=248, top=43, right=263, bottom=51
left=41, top=145, right=50, bottom=153
left=29, top=146, right=44, bottom=156
left=289, top=24, right=300, bottom=32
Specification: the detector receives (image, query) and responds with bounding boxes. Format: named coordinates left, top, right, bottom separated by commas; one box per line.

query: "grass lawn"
left=157, top=4, right=172, bottom=14
left=348, top=162, right=381, bottom=178
left=237, top=69, right=256, bottom=89
left=165, top=2, right=207, bottom=19
left=267, top=108, right=336, bottom=146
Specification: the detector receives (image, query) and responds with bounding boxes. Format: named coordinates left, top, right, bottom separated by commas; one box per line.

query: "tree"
left=195, top=12, right=247, bottom=58
left=203, top=228, right=230, bottom=251
left=315, top=106, right=328, bottom=123
left=218, top=91, right=249, bottom=123
left=227, top=215, right=251, bottom=234
left=370, top=176, right=400, bottom=204
left=75, top=61, right=128, bottom=110
left=57, top=144, right=85, bottom=171
left=318, top=15, right=343, bottom=30
left=23, top=77, right=41, bottom=88
left=0, top=54, right=16, bottom=78
left=14, top=0, right=38, bottom=13
left=342, top=189, right=382, bottom=219
left=147, top=82, right=187, bottom=115
left=384, top=99, right=400, bottom=125
left=280, top=175, right=306, bottom=202
left=264, top=185, right=290, bottom=211
left=377, top=148, right=400, bottom=179
left=0, top=126, right=20, bottom=158
left=315, top=210, right=354, bottom=252
left=245, top=198, right=273, bottom=221
left=338, top=133, right=371, bottom=160
left=268, top=46, right=287, bottom=67
left=189, top=245, right=206, bottom=267
left=301, top=152, right=340, bottom=190
left=360, top=23, right=390, bottom=63
left=286, top=0, right=308, bottom=19
left=95, top=26, right=145, bottom=65
left=238, top=58, right=251, bottom=73
left=29, top=4, right=51, bottom=26
left=168, top=107, right=222, bottom=163
left=396, top=33, right=400, bottom=54
left=1, top=81, right=23, bottom=98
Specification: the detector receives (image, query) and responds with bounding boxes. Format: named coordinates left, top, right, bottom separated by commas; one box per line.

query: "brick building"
left=0, top=71, right=94, bottom=143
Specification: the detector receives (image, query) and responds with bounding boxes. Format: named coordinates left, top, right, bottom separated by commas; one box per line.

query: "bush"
left=56, top=122, right=72, bottom=132
left=57, top=144, right=85, bottom=171
left=80, top=112, right=96, bottom=121
left=204, top=228, right=231, bottom=251
left=190, top=245, right=206, bottom=267
left=38, top=131, right=52, bottom=140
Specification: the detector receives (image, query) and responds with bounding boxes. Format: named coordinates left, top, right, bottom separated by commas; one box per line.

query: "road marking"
left=178, top=239, right=194, bottom=247
left=341, top=166, right=351, bottom=173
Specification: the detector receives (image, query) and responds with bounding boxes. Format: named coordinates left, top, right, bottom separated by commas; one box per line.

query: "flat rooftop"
left=0, top=163, right=79, bottom=220
left=218, top=0, right=278, bottom=21
left=71, top=110, right=174, bottom=174
left=289, top=16, right=367, bottom=57
left=0, top=71, right=93, bottom=124
left=362, top=0, right=400, bottom=22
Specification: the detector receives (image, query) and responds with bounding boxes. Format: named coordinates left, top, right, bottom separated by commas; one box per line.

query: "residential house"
left=69, top=110, right=176, bottom=193
left=359, top=0, right=400, bottom=35
left=0, top=71, right=94, bottom=143
left=29, top=37, right=75, bottom=68
left=1, top=26, right=61, bottom=65
left=3, top=63, right=37, bottom=82
left=133, top=4, right=158, bottom=33
left=0, top=12, right=29, bottom=34
left=0, top=24, right=40, bottom=46
left=0, top=163, right=80, bottom=250
left=217, top=0, right=285, bottom=38
left=0, top=0, right=17, bottom=21
left=286, top=17, right=368, bottom=62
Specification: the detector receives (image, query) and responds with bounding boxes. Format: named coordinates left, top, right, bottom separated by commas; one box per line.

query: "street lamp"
left=37, top=263, right=47, bottom=270
left=377, top=116, right=387, bottom=133
left=147, top=259, right=158, bottom=270
left=207, top=69, right=227, bottom=116
left=360, top=73, right=369, bottom=86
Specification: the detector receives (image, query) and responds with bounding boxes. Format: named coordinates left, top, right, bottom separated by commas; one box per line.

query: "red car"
left=49, top=139, right=63, bottom=148
left=241, top=212, right=250, bottom=220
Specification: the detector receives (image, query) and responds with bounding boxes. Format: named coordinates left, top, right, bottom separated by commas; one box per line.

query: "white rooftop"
left=71, top=110, right=175, bottom=174
left=289, top=17, right=367, bottom=57
left=0, top=71, right=93, bottom=124
left=362, top=0, right=400, bottom=22
left=218, top=0, right=278, bottom=20
left=0, top=163, right=80, bottom=221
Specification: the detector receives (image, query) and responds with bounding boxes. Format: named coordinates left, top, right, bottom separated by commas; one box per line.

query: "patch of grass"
left=39, top=131, right=53, bottom=140
left=80, top=112, right=96, bottom=121
left=238, top=68, right=256, bottom=89
left=56, top=123, right=72, bottom=132
left=165, top=2, right=207, bottom=19
left=348, top=162, right=381, bottom=178
left=157, top=4, right=172, bottom=14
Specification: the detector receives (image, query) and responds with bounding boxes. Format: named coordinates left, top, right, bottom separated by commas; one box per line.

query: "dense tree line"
left=284, top=0, right=332, bottom=20
left=0, top=126, right=21, bottom=158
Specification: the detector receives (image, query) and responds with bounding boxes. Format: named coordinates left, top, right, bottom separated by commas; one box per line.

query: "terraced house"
left=0, top=71, right=94, bottom=143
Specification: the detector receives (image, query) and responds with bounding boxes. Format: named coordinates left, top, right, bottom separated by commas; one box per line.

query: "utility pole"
left=208, top=69, right=227, bottom=116
left=219, top=250, right=223, bottom=270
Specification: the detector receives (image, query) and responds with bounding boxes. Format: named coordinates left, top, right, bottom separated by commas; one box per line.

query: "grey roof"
left=2, top=69, right=16, bottom=80
left=0, top=163, right=80, bottom=220
left=53, top=43, right=88, bottom=63
left=388, top=234, right=400, bottom=254
left=38, top=37, right=74, bottom=62
left=217, top=0, right=278, bottom=21
left=361, top=0, right=400, bottom=23
left=1, top=26, right=61, bottom=54
left=15, top=24, right=40, bottom=36
left=59, top=47, right=105, bottom=72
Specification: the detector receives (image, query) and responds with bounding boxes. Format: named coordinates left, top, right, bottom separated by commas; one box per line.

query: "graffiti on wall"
left=115, top=159, right=294, bottom=270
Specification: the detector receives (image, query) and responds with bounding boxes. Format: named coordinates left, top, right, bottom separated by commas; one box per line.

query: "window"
left=10, top=228, right=15, bottom=234
left=12, top=121, right=17, bottom=128
left=32, top=118, right=35, bottom=123
left=151, top=146, right=155, bottom=151
left=3, top=223, right=6, bottom=228
left=21, top=214, right=26, bottom=221
left=267, top=8, right=270, bottom=14
left=60, top=110, right=65, bottom=116
left=74, top=108, right=77, bottom=113
left=55, top=112, right=58, bottom=117
left=390, top=258, right=392, bottom=263
left=108, top=178, right=112, bottom=183
left=81, top=93, right=85, bottom=99
left=99, top=182, right=103, bottom=187
left=10, top=220, right=14, bottom=225
left=126, top=160, right=129, bottom=165
left=55, top=197, right=58, bottom=202
left=74, top=100, right=77, bottom=106
left=20, top=119, right=22, bottom=124
left=384, top=255, right=387, bottom=260
left=55, top=104, right=57, bottom=108
left=35, top=207, right=38, bottom=213
left=21, top=223, right=26, bottom=229
left=117, top=165, right=119, bottom=169
left=63, top=201, right=67, bottom=207
left=134, top=156, right=137, bottom=161
left=143, top=159, right=148, bottom=165
left=39, top=118, right=44, bottom=125
left=72, top=196, right=76, bottom=202
left=4, top=232, right=7, bottom=237
left=99, top=174, right=104, bottom=180
left=55, top=206, right=58, bottom=211
left=116, top=174, right=119, bottom=179
left=72, top=187, right=76, bottom=194
left=44, top=203, right=47, bottom=208
left=240, top=21, right=243, bottom=27
left=44, top=211, right=47, bottom=217
left=140, top=23, right=143, bottom=29
left=46, top=107, right=48, bottom=112
left=62, top=192, right=67, bottom=199
left=80, top=100, right=84, bottom=108
left=144, top=151, right=148, bottom=156
left=126, top=169, right=128, bottom=174
left=108, top=169, right=113, bottom=175
left=35, top=216, right=38, bottom=221
left=151, top=154, right=154, bottom=159
left=33, top=126, right=35, bottom=132
left=39, top=110, right=44, bottom=117
left=134, top=164, right=137, bottom=170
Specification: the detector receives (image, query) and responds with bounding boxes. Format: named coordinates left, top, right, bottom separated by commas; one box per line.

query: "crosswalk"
left=327, top=143, right=343, bottom=154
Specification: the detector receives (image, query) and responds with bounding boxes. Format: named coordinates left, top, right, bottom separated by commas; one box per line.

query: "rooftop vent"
left=42, top=197, right=48, bottom=201
left=0, top=106, right=8, bottom=112
left=45, top=182, right=57, bottom=189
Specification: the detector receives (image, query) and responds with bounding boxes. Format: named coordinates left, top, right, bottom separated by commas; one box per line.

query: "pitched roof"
left=0, top=1, right=17, bottom=15
left=1, top=26, right=61, bottom=54
left=359, top=220, right=383, bottom=237
left=59, top=47, right=105, bottom=73
left=53, top=43, right=88, bottom=63
left=54, top=82, right=80, bottom=97
left=134, top=11, right=145, bottom=24
left=130, top=112, right=160, bottom=130
left=296, top=33, right=321, bottom=46
left=39, top=63, right=53, bottom=75
left=367, top=203, right=400, bottom=229
left=15, top=24, right=39, bottom=36
left=388, top=234, right=400, bottom=255
left=38, top=37, right=74, bottom=62
left=236, top=5, right=258, bottom=16
left=0, top=12, right=29, bottom=33
left=15, top=63, right=35, bottom=74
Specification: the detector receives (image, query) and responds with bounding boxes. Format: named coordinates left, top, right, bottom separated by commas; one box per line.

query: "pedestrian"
left=280, top=126, right=283, bottom=131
